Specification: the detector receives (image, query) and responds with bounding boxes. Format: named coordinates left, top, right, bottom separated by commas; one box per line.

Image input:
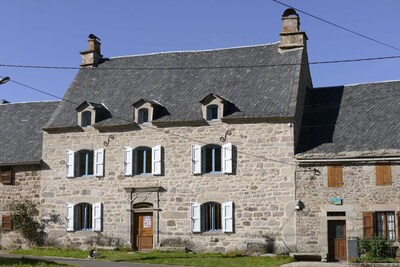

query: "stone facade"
left=41, top=121, right=297, bottom=252
left=295, top=162, right=400, bottom=255
left=0, top=165, right=42, bottom=248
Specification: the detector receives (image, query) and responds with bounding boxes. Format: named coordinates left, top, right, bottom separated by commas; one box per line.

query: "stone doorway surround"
left=124, top=187, right=164, bottom=250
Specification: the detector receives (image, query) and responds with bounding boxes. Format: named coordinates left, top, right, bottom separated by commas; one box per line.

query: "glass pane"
left=376, top=212, right=384, bottom=237
left=335, top=224, right=345, bottom=238
left=137, top=150, right=144, bottom=174
left=214, top=147, right=221, bottom=172
left=205, top=148, right=213, bottom=173
left=81, top=111, right=91, bottom=127
left=145, top=149, right=152, bottom=173
left=214, top=203, right=221, bottom=230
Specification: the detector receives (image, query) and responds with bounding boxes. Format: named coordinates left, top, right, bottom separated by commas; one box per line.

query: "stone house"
left=0, top=8, right=398, bottom=261
left=38, top=8, right=311, bottom=252
left=0, top=101, right=59, bottom=248
left=294, top=82, right=400, bottom=261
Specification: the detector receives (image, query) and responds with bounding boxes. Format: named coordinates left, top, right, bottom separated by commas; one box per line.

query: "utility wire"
left=0, top=55, right=400, bottom=71
left=272, top=0, right=400, bottom=52
left=4, top=76, right=297, bottom=167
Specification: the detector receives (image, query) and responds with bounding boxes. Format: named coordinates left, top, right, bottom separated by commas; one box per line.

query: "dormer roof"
left=199, top=93, right=231, bottom=105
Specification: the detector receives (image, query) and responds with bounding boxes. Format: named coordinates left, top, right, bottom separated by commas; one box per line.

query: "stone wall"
left=41, top=122, right=297, bottom=252
left=0, top=165, right=41, bottom=249
left=295, top=162, right=400, bottom=254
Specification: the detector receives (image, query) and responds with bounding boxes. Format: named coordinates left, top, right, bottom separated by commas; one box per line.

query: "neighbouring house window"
left=78, top=150, right=93, bottom=176
left=192, top=143, right=233, bottom=175
left=191, top=201, right=233, bottom=233
left=376, top=164, right=392, bottom=186
left=205, top=145, right=222, bottom=173
left=203, top=202, right=222, bottom=231
left=2, top=214, right=13, bottom=231
left=66, top=149, right=104, bottom=178
left=81, top=111, right=92, bottom=127
left=66, top=202, right=102, bottom=232
left=0, top=167, right=13, bottom=185
left=327, top=165, right=343, bottom=187
left=123, top=146, right=162, bottom=176
left=363, top=211, right=396, bottom=240
left=136, top=147, right=152, bottom=175
left=206, top=105, right=219, bottom=121
left=138, top=108, right=149, bottom=124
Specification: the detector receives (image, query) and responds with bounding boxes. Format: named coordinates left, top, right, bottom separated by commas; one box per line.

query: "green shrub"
left=9, top=200, right=45, bottom=246
left=358, top=237, right=398, bottom=263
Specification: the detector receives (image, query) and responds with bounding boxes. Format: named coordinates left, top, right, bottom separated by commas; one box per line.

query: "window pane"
left=145, top=149, right=152, bottom=173
left=81, top=111, right=92, bottom=127
left=214, top=203, right=221, bottom=230
left=207, top=105, right=218, bottom=121
left=139, top=109, right=149, bottom=124
left=387, top=212, right=395, bottom=240
left=137, top=149, right=144, bottom=174
left=376, top=212, right=385, bottom=237
left=76, top=203, right=92, bottom=230
left=205, top=147, right=213, bottom=173
left=214, top=147, right=221, bottom=172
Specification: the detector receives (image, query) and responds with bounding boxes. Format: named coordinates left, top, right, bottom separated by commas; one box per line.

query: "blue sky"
left=1, top=0, right=399, bottom=102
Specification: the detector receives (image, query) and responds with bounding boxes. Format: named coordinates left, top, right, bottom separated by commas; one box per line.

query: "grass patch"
left=11, top=248, right=294, bottom=267
left=0, top=256, right=74, bottom=267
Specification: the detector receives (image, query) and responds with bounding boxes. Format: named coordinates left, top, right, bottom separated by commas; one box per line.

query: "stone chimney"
left=80, top=34, right=103, bottom=67
left=279, top=8, right=308, bottom=50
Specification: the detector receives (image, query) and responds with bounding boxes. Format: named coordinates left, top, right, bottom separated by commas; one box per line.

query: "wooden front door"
left=134, top=212, right=153, bottom=250
left=328, top=220, right=347, bottom=261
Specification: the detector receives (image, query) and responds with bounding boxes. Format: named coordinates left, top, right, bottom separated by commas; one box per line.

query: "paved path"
left=281, top=262, right=349, bottom=267
left=0, top=252, right=184, bottom=267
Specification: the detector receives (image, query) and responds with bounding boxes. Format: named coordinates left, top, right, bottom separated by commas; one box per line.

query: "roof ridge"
left=109, top=42, right=280, bottom=59
left=0, top=100, right=60, bottom=106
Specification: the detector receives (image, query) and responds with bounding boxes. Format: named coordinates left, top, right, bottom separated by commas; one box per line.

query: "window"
left=363, top=211, right=397, bottom=240
left=78, top=150, right=93, bottom=176
left=123, top=145, right=162, bottom=176
left=191, top=201, right=233, bottom=233
left=206, top=105, right=219, bottom=121
left=327, top=165, right=343, bottom=187
left=2, top=214, right=13, bottom=231
left=192, top=143, right=233, bottom=175
left=138, top=108, right=149, bottom=124
left=81, top=111, right=92, bottom=127
left=205, top=145, right=222, bottom=173
left=66, top=149, right=104, bottom=178
left=203, top=202, right=221, bottom=231
left=66, top=202, right=102, bottom=232
left=0, top=167, right=13, bottom=185
left=76, top=203, right=92, bottom=230
left=137, top=147, right=152, bottom=175
left=376, top=164, right=392, bottom=186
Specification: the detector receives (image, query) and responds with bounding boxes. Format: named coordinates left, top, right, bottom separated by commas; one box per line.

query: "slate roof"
left=0, top=101, right=60, bottom=165
left=296, top=81, right=400, bottom=159
left=45, top=43, right=305, bottom=128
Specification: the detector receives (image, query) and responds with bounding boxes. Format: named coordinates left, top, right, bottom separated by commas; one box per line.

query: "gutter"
left=295, top=157, right=400, bottom=163
left=0, top=160, right=42, bottom=167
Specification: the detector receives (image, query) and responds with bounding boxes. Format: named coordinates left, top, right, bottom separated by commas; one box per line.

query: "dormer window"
left=76, top=101, right=110, bottom=128
left=200, top=93, right=236, bottom=122
left=207, top=105, right=219, bottom=121
left=133, top=99, right=164, bottom=125
left=81, top=111, right=92, bottom=127
left=138, top=108, right=149, bottom=124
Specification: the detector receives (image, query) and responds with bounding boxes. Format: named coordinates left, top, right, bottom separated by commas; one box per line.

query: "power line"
left=272, top=0, right=400, bottom=52
left=5, top=77, right=296, bottom=167
left=0, top=55, right=399, bottom=71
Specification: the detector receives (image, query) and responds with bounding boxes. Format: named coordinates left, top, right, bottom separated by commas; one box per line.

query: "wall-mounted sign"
left=330, top=197, right=343, bottom=205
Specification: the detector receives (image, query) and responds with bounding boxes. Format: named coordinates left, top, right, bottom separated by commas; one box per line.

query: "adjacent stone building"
left=0, top=101, right=59, bottom=248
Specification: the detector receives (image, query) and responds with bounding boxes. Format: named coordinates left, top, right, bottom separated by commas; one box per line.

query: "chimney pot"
left=80, top=35, right=103, bottom=67
left=279, top=8, right=308, bottom=50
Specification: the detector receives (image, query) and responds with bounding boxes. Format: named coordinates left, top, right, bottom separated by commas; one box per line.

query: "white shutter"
left=94, top=148, right=105, bottom=177
left=66, top=203, right=75, bottom=232
left=191, top=202, right=201, bottom=232
left=152, top=145, right=162, bottom=175
left=192, top=145, right=202, bottom=174
left=222, top=201, right=233, bottom=233
left=124, top=147, right=133, bottom=176
left=92, top=202, right=102, bottom=232
left=222, top=143, right=233, bottom=174
left=66, top=150, right=75, bottom=178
